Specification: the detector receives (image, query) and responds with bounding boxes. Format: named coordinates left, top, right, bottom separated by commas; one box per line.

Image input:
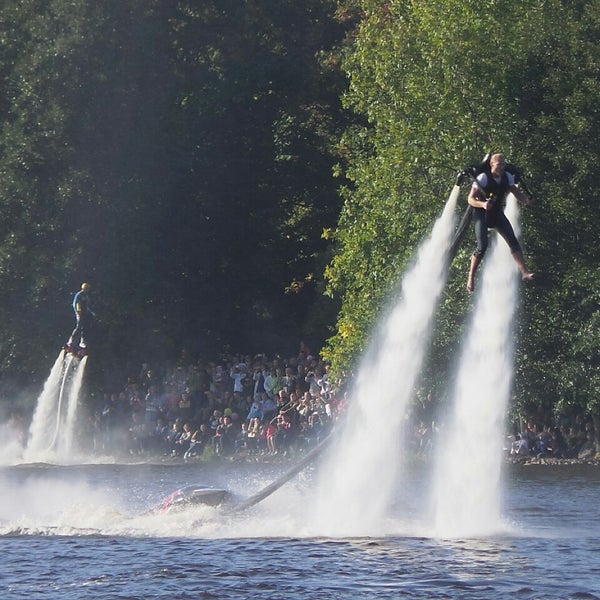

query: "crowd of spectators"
left=18, top=338, right=589, bottom=464
left=78, top=341, right=598, bottom=463
left=406, top=415, right=598, bottom=462
left=84, top=343, right=346, bottom=460
left=507, top=416, right=597, bottom=461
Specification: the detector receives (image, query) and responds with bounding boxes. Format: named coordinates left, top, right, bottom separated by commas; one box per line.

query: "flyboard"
left=448, top=152, right=535, bottom=262
left=46, top=343, right=88, bottom=451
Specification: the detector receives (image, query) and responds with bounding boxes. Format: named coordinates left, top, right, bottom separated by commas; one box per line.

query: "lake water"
left=1, top=459, right=599, bottom=599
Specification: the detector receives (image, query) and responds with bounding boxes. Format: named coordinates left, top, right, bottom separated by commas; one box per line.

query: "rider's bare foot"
left=522, top=272, right=535, bottom=282
left=466, top=277, right=475, bottom=293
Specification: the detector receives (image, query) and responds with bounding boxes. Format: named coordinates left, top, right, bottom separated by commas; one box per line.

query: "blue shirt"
left=72, top=290, right=91, bottom=314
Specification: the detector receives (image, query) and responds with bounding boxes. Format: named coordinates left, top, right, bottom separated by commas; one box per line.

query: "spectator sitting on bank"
left=523, top=420, right=539, bottom=451
left=578, top=433, right=596, bottom=459
left=546, top=427, right=567, bottom=458
left=563, top=426, right=584, bottom=458
left=302, top=411, right=326, bottom=447
left=209, top=410, right=222, bottom=433
left=214, top=415, right=236, bottom=455
left=184, top=423, right=211, bottom=461
left=276, top=389, right=290, bottom=411
left=235, top=421, right=250, bottom=453
left=246, top=417, right=262, bottom=454
left=279, top=391, right=301, bottom=450
left=510, top=432, right=530, bottom=457
left=297, top=392, right=311, bottom=418
left=173, top=422, right=193, bottom=456
left=262, top=395, right=278, bottom=423
left=264, top=418, right=278, bottom=455
left=246, top=397, right=263, bottom=422
left=274, top=414, right=292, bottom=454
left=166, top=420, right=184, bottom=456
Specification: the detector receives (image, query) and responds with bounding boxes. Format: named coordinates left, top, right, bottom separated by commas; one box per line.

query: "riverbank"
left=130, top=448, right=600, bottom=468
left=509, top=455, right=600, bottom=466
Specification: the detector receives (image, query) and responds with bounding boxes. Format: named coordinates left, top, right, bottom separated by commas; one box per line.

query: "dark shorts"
left=472, top=208, right=521, bottom=258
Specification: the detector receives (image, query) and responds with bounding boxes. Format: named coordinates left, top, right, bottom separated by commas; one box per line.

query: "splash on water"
left=0, top=468, right=318, bottom=539
left=430, top=196, right=522, bottom=538
left=314, top=187, right=460, bottom=536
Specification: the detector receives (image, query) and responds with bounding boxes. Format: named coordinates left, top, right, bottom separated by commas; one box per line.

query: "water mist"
left=315, top=186, right=460, bottom=536
left=430, top=196, right=522, bottom=538
left=25, top=351, right=66, bottom=459
left=24, top=351, right=88, bottom=462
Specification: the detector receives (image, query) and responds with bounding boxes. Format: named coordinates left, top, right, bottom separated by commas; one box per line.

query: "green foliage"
left=324, top=0, right=600, bottom=425
left=0, top=0, right=98, bottom=381
left=0, top=0, right=348, bottom=393
left=0, top=0, right=599, bottom=432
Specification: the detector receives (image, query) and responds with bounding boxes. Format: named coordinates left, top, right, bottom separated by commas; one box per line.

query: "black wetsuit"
left=472, top=171, right=522, bottom=259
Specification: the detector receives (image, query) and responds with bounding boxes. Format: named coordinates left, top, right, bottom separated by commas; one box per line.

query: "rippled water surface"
left=1, top=461, right=599, bottom=599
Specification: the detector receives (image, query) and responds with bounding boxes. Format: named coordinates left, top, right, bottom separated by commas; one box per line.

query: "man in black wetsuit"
left=466, top=153, right=535, bottom=292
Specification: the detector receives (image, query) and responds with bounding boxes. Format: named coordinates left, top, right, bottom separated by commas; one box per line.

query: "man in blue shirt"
left=66, top=282, right=95, bottom=350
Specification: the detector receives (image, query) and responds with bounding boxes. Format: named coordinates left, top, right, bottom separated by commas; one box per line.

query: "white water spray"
left=25, top=351, right=66, bottom=457
left=431, top=196, right=522, bottom=538
left=315, top=186, right=460, bottom=536
left=62, top=355, right=88, bottom=454
left=24, top=352, right=88, bottom=462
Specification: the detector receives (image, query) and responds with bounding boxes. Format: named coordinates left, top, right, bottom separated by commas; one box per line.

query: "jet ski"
left=157, top=484, right=232, bottom=513
left=157, top=434, right=332, bottom=516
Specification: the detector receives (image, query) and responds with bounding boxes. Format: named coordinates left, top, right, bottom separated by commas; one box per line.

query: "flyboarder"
left=466, top=152, right=535, bottom=292
left=66, top=282, right=95, bottom=352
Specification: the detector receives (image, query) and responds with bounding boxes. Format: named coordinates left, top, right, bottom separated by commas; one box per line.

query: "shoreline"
left=125, top=451, right=600, bottom=468
left=507, top=455, right=600, bottom=466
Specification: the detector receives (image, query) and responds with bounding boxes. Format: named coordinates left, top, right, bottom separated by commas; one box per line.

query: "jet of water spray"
left=24, top=351, right=66, bottom=459
left=315, top=187, right=460, bottom=536
left=431, top=196, right=522, bottom=538
left=24, top=352, right=88, bottom=463
left=62, top=356, right=88, bottom=456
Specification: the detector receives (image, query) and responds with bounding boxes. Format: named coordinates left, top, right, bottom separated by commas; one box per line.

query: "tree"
left=0, top=0, right=100, bottom=388
left=0, top=1, right=348, bottom=395
left=324, top=0, right=600, bottom=429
